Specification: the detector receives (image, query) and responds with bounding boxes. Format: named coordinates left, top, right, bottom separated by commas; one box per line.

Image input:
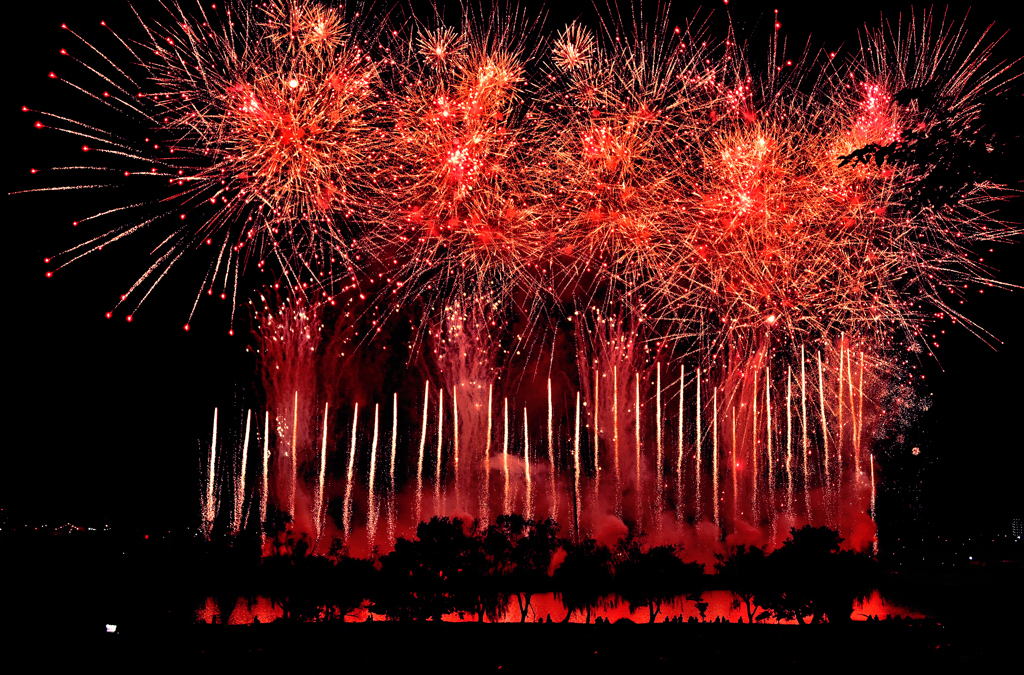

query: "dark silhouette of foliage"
left=485, top=514, right=560, bottom=622
left=755, top=526, right=877, bottom=624
left=258, top=532, right=375, bottom=622
left=614, top=534, right=704, bottom=623
left=715, top=544, right=768, bottom=623
left=372, top=517, right=481, bottom=621
left=837, top=85, right=1008, bottom=211
left=553, top=537, right=614, bottom=623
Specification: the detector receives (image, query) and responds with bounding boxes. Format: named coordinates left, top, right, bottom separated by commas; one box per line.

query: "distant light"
left=288, top=78, right=300, bottom=89
left=105, top=624, right=117, bottom=633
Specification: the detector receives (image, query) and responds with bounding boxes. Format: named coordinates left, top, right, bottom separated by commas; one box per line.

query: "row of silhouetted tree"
left=202, top=516, right=876, bottom=624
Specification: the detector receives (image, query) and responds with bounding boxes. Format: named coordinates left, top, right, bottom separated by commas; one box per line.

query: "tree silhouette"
left=256, top=532, right=374, bottom=622
left=373, top=517, right=480, bottom=621
left=715, top=544, right=768, bottom=624
left=553, top=537, right=614, bottom=623
left=485, top=514, right=560, bottom=622
left=755, top=526, right=876, bottom=624
left=837, top=85, right=1011, bottom=212
left=614, top=535, right=704, bottom=623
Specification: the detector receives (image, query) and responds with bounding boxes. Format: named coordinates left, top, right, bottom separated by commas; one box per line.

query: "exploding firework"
left=533, top=14, right=717, bottom=308
left=368, top=5, right=550, bottom=326
left=19, top=2, right=1020, bottom=555
left=27, top=0, right=388, bottom=328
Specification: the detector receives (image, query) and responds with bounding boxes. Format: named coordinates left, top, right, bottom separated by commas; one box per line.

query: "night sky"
left=5, top=0, right=1022, bottom=541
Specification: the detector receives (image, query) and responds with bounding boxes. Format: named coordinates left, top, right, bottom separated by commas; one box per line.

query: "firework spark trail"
left=676, top=364, right=684, bottom=523
left=713, top=389, right=719, bottom=530
left=547, top=379, right=555, bottom=520
left=343, top=402, right=358, bottom=541
left=203, top=407, right=218, bottom=538
left=857, top=353, right=865, bottom=476
left=388, top=393, right=398, bottom=544
left=801, top=347, right=811, bottom=521
left=314, top=402, right=329, bottom=541
left=435, top=390, right=444, bottom=517
left=416, top=382, right=428, bottom=525
left=592, top=369, right=600, bottom=519
left=503, top=397, right=510, bottom=516
left=453, top=386, right=460, bottom=511
left=635, top=374, right=642, bottom=531
left=655, top=363, right=663, bottom=529
left=290, top=391, right=298, bottom=520
left=846, top=350, right=856, bottom=476
left=573, top=391, right=582, bottom=540
left=260, top=411, right=270, bottom=541
left=838, top=343, right=844, bottom=485
left=817, top=351, right=831, bottom=524
left=870, top=452, right=878, bottom=555
left=613, top=366, right=621, bottom=517
left=367, top=403, right=379, bottom=547
left=786, top=368, right=793, bottom=511
left=524, top=407, right=532, bottom=520
left=751, top=370, right=758, bottom=522
left=731, top=410, right=738, bottom=525
left=233, top=408, right=251, bottom=533
left=695, top=368, right=702, bottom=523
left=484, top=383, right=493, bottom=526
left=765, top=365, right=774, bottom=522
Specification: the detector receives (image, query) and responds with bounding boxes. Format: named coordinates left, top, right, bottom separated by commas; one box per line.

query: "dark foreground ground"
left=33, top=621, right=1020, bottom=670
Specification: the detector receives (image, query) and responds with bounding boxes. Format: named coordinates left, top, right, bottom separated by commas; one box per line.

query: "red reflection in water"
left=198, top=590, right=923, bottom=624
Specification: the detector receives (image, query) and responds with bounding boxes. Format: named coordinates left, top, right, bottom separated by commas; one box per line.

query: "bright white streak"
left=547, top=379, right=555, bottom=519
left=416, top=382, right=429, bottom=525
left=613, top=366, right=620, bottom=516
left=483, top=383, right=493, bottom=527
left=676, top=364, right=685, bottom=522
left=260, top=411, right=269, bottom=542
left=818, top=351, right=830, bottom=496
left=315, top=402, right=329, bottom=539
left=234, top=409, right=251, bottom=533
left=290, top=391, right=298, bottom=520
left=435, top=389, right=444, bottom=517
left=801, top=347, right=811, bottom=520
left=367, top=403, right=379, bottom=547
left=389, top=393, right=397, bottom=543
left=205, top=407, right=218, bottom=538
left=453, top=385, right=460, bottom=511
left=655, top=362, right=663, bottom=522
left=635, top=374, right=642, bottom=529
left=713, top=389, right=719, bottom=530
left=343, top=403, right=358, bottom=541
left=524, top=407, right=532, bottom=520
left=573, top=391, right=581, bottom=540
left=786, top=368, right=793, bottom=510
left=696, top=368, right=702, bottom=522
left=593, top=369, right=600, bottom=514
left=503, top=397, right=510, bottom=515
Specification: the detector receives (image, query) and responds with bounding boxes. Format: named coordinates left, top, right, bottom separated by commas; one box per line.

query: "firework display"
left=21, top=0, right=1019, bottom=556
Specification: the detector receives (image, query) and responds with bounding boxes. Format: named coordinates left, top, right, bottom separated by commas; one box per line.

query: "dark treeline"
left=187, top=516, right=879, bottom=625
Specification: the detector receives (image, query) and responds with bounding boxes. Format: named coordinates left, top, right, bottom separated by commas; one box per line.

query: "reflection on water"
left=197, top=590, right=924, bottom=625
